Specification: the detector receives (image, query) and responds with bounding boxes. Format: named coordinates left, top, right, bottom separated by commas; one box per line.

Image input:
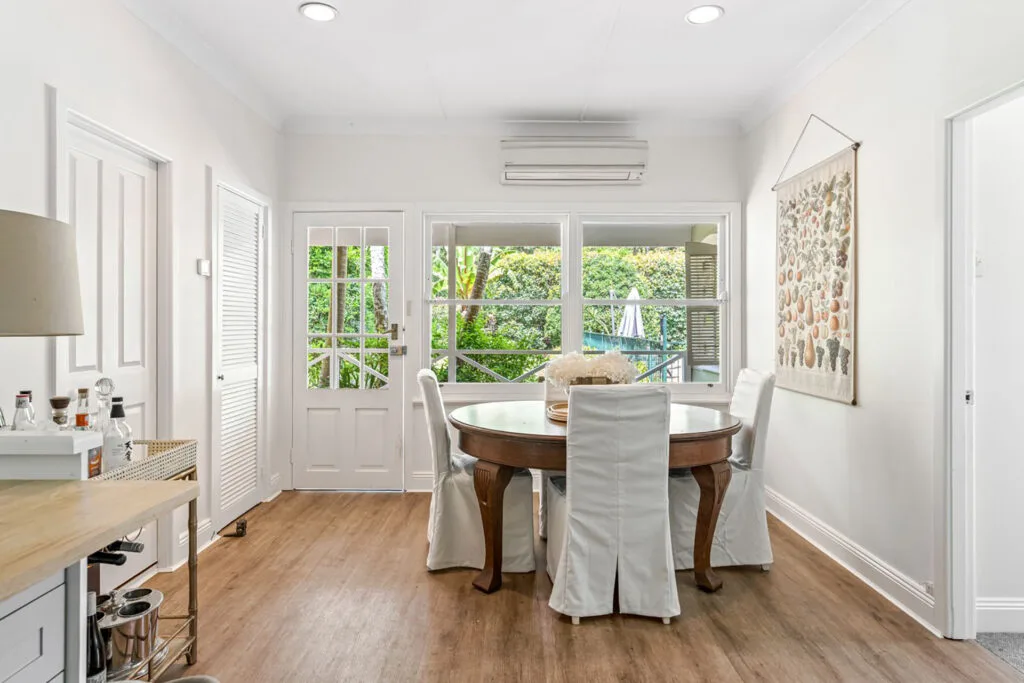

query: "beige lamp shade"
left=0, top=210, right=84, bottom=336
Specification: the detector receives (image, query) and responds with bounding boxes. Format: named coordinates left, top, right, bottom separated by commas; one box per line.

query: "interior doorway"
left=948, top=82, right=1024, bottom=640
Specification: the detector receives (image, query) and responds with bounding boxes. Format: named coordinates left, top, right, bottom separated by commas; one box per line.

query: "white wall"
left=972, top=93, right=1024, bottom=631
left=282, top=133, right=742, bottom=490
left=284, top=134, right=740, bottom=203
left=743, top=0, right=1024, bottom=632
left=0, top=0, right=281, bottom=564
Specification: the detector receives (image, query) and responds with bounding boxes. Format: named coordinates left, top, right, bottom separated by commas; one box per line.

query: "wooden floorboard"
left=146, top=492, right=1019, bottom=683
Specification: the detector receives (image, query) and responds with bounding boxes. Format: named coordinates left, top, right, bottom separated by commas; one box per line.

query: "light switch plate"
left=196, top=258, right=212, bottom=277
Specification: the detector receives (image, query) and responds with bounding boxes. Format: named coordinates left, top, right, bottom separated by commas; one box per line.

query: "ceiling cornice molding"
left=282, top=116, right=742, bottom=138
left=120, top=0, right=286, bottom=130
left=739, top=0, right=914, bottom=133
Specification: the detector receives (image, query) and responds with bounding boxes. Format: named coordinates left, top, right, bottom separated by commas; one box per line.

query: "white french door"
left=212, top=184, right=267, bottom=529
left=58, top=125, right=159, bottom=589
left=292, top=212, right=405, bottom=490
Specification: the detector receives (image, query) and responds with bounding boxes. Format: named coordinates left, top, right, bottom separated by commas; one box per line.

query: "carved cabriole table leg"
left=472, top=461, right=514, bottom=593
left=691, top=458, right=732, bottom=592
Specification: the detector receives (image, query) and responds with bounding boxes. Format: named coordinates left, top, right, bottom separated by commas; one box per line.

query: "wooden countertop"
left=0, top=479, right=199, bottom=602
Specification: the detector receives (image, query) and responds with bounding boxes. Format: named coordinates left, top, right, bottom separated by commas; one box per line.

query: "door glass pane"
left=363, top=352, right=389, bottom=389
left=307, top=337, right=332, bottom=389
left=337, top=350, right=360, bottom=389
left=308, top=227, right=333, bottom=279
left=363, top=283, right=388, bottom=334
left=308, top=283, right=331, bottom=333
left=334, top=282, right=359, bottom=334
left=335, top=227, right=361, bottom=278
left=364, top=227, right=389, bottom=279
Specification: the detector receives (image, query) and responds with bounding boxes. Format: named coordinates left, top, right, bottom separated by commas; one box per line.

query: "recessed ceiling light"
left=299, top=2, right=338, bottom=22
left=686, top=5, right=725, bottom=25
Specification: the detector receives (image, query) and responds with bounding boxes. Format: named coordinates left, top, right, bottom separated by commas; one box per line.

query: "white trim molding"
left=766, top=487, right=939, bottom=637
left=976, top=599, right=1024, bottom=633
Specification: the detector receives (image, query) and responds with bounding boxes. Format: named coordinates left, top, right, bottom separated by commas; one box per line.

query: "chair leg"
left=662, top=617, right=671, bottom=625
left=571, top=616, right=580, bottom=626
left=761, top=563, right=772, bottom=573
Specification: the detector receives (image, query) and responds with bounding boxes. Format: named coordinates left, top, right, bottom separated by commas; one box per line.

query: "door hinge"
left=965, top=390, right=974, bottom=405
left=389, top=322, right=400, bottom=340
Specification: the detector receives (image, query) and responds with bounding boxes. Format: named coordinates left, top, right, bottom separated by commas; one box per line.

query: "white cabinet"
left=0, top=574, right=65, bottom=683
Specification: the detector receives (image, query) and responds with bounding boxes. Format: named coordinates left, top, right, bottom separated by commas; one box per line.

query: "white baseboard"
left=766, top=487, right=940, bottom=637
left=165, top=532, right=221, bottom=572
left=407, top=470, right=433, bottom=492
left=977, top=599, right=1024, bottom=632
left=264, top=473, right=282, bottom=501
left=177, top=518, right=213, bottom=547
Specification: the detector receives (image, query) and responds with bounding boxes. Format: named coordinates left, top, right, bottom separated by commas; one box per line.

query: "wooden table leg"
left=691, top=460, right=732, bottom=593
left=472, top=461, right=514, bottom=593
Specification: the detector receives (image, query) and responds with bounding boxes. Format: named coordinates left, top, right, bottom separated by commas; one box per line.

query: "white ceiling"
left=123, top=0, right=906, bottom=131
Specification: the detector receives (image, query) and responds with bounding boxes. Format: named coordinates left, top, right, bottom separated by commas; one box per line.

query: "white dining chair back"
left=417, top=368, right=453, bottom=477
left=669, top=368, right=777, bottom=571
left=727, top=368, right=777, bottom=471
left=417, top=369, right=536, bottom=573
left=548, top=385, right=680, bottom=623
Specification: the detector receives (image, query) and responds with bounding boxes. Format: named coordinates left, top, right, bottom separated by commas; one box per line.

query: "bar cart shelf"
left=95, top=440, right=200, bottom=681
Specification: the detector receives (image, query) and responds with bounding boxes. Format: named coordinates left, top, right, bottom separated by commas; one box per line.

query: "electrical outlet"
left=924, top=582, right=934, bottom=597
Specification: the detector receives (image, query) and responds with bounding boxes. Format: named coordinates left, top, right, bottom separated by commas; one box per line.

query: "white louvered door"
left=212, top=185, right=266, bottom=530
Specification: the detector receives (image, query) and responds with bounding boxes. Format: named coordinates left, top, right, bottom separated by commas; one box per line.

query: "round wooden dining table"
left=448, top=400, right=742, bottom=595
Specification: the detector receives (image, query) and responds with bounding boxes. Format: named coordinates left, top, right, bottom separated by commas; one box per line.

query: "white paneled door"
left=57, top=126, right=159, bottom=590
left=212, top=185, right=266, bottom=529
left=292, top=212, right=404, bottom=490
left=57, top=128, right=158, bottom=433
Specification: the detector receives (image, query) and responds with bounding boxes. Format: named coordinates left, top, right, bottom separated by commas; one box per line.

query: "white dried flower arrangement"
left=544, top=351, right=638, bottom=388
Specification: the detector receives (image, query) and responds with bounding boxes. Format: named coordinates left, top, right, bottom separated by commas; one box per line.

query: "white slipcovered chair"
left=547, top=385, right=680, bottom=624
left=668, top=368, right=776, bottom=570
left=418, top=370, right=536, bottom=573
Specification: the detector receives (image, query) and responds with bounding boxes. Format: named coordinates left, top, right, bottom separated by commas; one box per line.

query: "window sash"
left=425, top=212, right=733, bottom=388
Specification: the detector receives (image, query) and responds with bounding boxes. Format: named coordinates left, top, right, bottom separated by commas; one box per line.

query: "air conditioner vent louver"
left=500, top=138, right=648, bottom=186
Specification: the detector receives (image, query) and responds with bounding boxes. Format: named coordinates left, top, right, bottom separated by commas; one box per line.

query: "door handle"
left=216, top=374, right=225, bottom=380
left=389, top=322, right=400, bottom=340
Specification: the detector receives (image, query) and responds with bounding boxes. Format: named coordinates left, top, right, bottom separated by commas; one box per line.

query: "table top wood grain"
left=449, top=400, right=741, bottom=443
left=0, top=479, right=198, bottom=602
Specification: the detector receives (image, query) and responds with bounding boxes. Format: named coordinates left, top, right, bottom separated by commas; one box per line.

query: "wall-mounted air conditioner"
left=500, top=138, right=648, bottom=185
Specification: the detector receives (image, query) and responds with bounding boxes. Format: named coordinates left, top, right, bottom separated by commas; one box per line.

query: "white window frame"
left=422, top=204, right=742, bottom=403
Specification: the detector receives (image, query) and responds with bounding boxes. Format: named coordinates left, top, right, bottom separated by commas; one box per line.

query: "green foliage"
left=431, top=310, right=545, bottom=383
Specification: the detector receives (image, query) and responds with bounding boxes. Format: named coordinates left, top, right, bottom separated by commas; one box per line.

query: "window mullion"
left=446, top=229, right=457, bottom=383
left=565, top=214, right=582, bottom=353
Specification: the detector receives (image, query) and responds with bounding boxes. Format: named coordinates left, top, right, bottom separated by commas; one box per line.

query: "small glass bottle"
left=103, top=397, right=133, bottom=471
left=93, top=377, right=115, bottom=433
left=74, top=388, right=91, bottom=430
left=19, top=389, right=34, bottom=423
left=12, top=394, right=35, bottom=431
left=48, top=396, right=71, bottom=431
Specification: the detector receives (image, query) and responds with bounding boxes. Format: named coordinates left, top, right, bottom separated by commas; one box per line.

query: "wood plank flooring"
left=146, top=492, right=1019, bottom=683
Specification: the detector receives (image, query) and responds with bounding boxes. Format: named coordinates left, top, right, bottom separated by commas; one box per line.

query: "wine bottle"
left=86, top=591, right=107, bottom=683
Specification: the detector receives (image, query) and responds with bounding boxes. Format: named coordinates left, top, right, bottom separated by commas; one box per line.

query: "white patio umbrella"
left=617, top=287, right=645, bottom=338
